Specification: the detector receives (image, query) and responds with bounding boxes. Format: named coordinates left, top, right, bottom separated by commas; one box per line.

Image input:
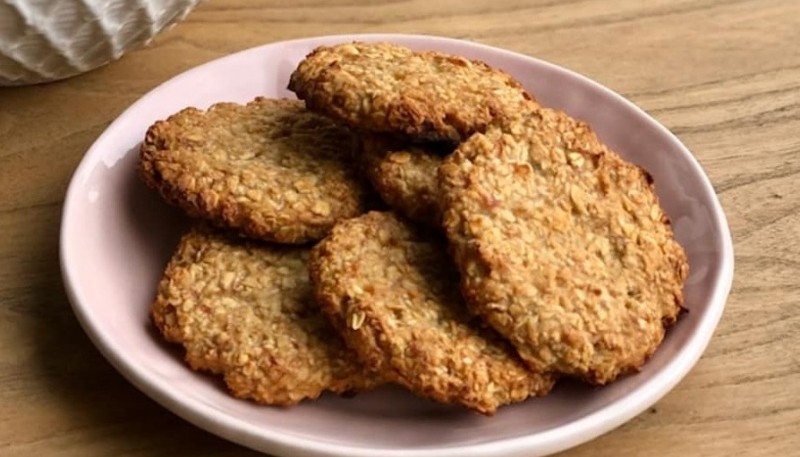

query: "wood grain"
left=0, top=0, right=798, bottom=456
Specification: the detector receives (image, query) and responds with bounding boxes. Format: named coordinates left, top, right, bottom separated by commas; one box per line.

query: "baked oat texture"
left=309, top=211, right=555, bottom=415
left=359, top=135, right=448, bottom=227
left=151, top=226, right=378, bottom=406
left=139, top=97, right=369, bottom=244
left=439, top=108, right=689, bottom=385
left=288, top=41, right=535, bottom=142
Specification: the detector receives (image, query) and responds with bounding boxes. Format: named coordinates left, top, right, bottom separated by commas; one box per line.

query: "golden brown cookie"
left=309, top=211, right=555, bottom=415
left=439, top=108, right=689, bottom=385
left=139, top=97, right=370, bottom=244
left=152, top=226, right=379, bottom=406
left=358, top=135, right=449, bottom=227
left=288, top=42, right=535, bottom=142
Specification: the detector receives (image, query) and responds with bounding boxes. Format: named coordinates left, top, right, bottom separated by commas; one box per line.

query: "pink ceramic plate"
left=60, top=34, right=734, bottom=457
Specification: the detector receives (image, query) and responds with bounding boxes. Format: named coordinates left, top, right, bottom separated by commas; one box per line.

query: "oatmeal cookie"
left=139, top=97, right=369, bottom=244
left=309, top=212, right=554, bottom=415
left=359, top=135, right=449, bottom=227
left=152, top=226, right=379, bottom=405
left=289, top=41, right=535, bottom=142
left=438, top=108, right=689, bottom=384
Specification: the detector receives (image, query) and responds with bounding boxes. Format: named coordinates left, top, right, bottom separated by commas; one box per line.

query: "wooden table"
left=1, top=1, right=798, bottom=455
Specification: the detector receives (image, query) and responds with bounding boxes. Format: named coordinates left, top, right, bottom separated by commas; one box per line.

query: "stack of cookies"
left=140, top=42, right=688, bottom=415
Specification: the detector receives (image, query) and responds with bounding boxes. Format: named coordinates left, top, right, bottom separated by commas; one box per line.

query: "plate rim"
left=60, top=33, right=735, bottom=457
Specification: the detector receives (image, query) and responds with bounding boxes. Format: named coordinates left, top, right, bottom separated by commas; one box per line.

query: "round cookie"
left=359, top=135, right=449, bottom=227
left=309, top=211, right=554, bottom=415
left=438, top=108, right=689, bottom=385
left=152, top=226, right=379, bottom=406
left=288, top=41, right=536, bottom=142
left=139, top=97, right=369, bottom=244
